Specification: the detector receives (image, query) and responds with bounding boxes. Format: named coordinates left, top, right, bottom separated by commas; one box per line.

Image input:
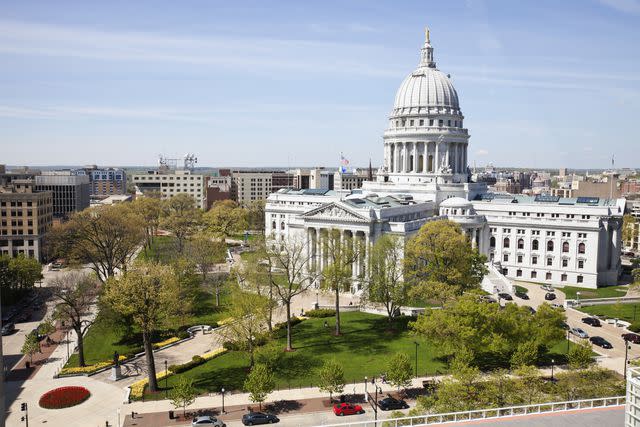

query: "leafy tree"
left=204, top=200, right=247, bottom=241
left=46, top=205, right=145, bottom=282
left=246, top=200, right=266, bottom=232
left=170, top=377, right=198, bottom=417
left=51, top=271, right=99, bottom=367
left=161, top=194, right=203, bottom=253
left=102, top=262, right=181, bottom=392
left=219, top=287, right=269, bottom=367
left=386, top=353, right=413, bottom=393
left=267, top=235, right=317, bottom=349
left=186, top=235, right=226, bottom=286
left=514, top=365, right=546, bottom=404
left=553, top=367, right=624, bottom=401
left=244, top=363, right=275, bottom=410
left=567, top=339, right=594, bottom=370
left=130, top=196, right=163, bottom=253
left=623, top=214, right=638, bottom=248
left=482, top=369, right=518, bottom=408
left=237, top=240, right=275, bottom=330
left=320, top=229, right=361, bottom=336
left=317, top=359, right=345, bottom=402
left=364, top=235, right=409, bottom=322
left=21, top=332, right=40, bottom=364
left=37, top=317, right=56, bottom=338
left=510, top=341, right=539, bottom=369
left=169, top=257, right=199, bottom=327
left=0, top=254, right=42, bottom=303
left=255, top=341, right=283, bottom=371
left=404, top=220, right=486, bottom=304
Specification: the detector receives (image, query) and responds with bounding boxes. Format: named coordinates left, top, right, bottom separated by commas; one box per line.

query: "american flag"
left=340, top=153, right=350, bottom=166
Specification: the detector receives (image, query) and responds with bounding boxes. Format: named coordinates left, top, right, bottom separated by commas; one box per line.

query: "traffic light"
left=21, top=402, right=27, bottom=411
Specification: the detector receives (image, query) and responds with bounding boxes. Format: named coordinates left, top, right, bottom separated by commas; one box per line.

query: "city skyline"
left=1, top=0, right=639, bottom=169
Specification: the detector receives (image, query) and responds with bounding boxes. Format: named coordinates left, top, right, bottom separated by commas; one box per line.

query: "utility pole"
left=20, top=402, right=28, bottom=427
left=413, top=341, right=419, bottom=378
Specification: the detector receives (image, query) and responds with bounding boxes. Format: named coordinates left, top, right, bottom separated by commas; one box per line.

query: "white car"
left=570, top=327, right=589, bottom=339
left=541, top=285, right=554, bottom=292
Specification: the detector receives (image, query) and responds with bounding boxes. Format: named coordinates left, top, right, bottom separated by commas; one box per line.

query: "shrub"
left=177, top=330, right=190, bottom=340
left=167, top=350, right=227, bottom=375
left=153, top=337, right=180, bottom=349
left=60, top=355, right=127, bottom=376
left=305, top=309, right=336, bottom=318
left=274, top=316, right=304, bottom=330
left=629, top=321, right=640, bottom=333
left=39, top=386, right=91, bottom=409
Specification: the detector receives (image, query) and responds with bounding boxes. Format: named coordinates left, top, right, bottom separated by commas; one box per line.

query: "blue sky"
left=1, top=0, right=639, bottom=169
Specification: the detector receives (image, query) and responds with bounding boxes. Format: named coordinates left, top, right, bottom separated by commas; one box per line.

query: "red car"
left=333, top=403, right=364, bottom=416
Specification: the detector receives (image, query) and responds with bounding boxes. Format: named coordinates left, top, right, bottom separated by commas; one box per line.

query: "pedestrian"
left=324, top=320, right=328, bottom=328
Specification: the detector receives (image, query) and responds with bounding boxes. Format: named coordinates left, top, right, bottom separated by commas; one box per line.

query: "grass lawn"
left=514, top=285, right=528, bottom=294
left=138, top=235, right=226, bottom=264
left=559, top=285, right=628, bottom=300
left=143, top=311, right=447, bottom=399
left=579, top=303, right=640, bottom=322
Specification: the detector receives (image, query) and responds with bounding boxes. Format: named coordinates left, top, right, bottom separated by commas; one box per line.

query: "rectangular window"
left=503, top=254, right=509, bottom=262
left=531, top=271, right=537, bottom=279
left=562, top=259, right=568, bottom=267
left=561, top=273, right=567, bottom=282
left=419, top=119, right=424, bottom=126
left=532, top=256, right=538, bottom=265
left=517, top=255, right=523, bottom=263
left=546, top=272, right=552, bottom=280
left=578, top=260, right=584, bottom=269
left=577, top=275, right=583, bottom=283
left=547, top=258, right=552, bottom=266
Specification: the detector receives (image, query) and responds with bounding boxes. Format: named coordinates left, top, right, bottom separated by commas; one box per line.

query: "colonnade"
left=463, top=226, right=483, bottom=251
left=386, top=141, right=467, bottom=174
left=306, top=227, right=370, bottom=282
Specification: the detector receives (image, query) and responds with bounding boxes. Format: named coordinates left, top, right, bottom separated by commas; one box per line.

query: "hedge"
left=304, top=309, right=336, bottom=318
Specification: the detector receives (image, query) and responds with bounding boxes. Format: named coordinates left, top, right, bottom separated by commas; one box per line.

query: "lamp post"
left=576, top=291, right=581, bottom=304
left=413, top=341, right=419, bottom=378
left=551, top=359, right=555, bottom=381
left=164, top=360, right=168, bottom=398
left=625, top=339, right=631, bottom=379
left=364, top=376, right=368, bottom=396
left=221, top=387, right=226, bottom=414
left=374, top=385, right=382, bottom=423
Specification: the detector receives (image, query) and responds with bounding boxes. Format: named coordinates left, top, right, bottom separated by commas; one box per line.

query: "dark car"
left=590, top=336, right=613, bottom=349
left=498, top=293, right=513, bottom=301
left=544, top=292, right=556, bottom=301
left=623, top=333, right=640, bottom=344
left=515, top=291, right=529, bottom=300
left=378, top=396, right=409, bottom=411
left=1, top=322, right=15, bottom=336
left=582, top=317, right=601, bottom=327
left=560, top=321, right=570, bottom=330
left=241, top=412, right=279, bottom=426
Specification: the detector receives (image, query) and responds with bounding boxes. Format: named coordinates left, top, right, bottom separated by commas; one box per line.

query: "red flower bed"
left=39, top=386, right=91, bottom=409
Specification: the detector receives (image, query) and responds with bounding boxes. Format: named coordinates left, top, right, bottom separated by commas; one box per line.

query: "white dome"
left=440, top=197, right=472, bottom=208
left=393, top=68, right=459, bottom=114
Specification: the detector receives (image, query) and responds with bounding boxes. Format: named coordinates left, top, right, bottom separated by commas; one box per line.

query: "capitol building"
left=265, top=29, right=624, bottom=291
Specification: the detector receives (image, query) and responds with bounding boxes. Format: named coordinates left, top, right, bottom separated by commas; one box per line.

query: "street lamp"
left=576, top=291, right=581, bottom=304
left=221, top=387, right=226, bottom=414
left=551, top=359, right=555, bottom=381
left=374, top=385, right=382, bottom=423
left=625, top=339, right=631, bottom=379
left=364, top=376, right=368, bottom=395
left=164, top=360, right=168, bottom=398
left=413, top=342, right=419, bottom=378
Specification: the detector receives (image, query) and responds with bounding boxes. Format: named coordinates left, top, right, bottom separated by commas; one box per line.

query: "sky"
left=1, top=0, right=639, bottom=170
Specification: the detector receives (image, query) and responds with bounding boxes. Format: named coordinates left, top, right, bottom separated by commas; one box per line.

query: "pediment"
left=302, top=202, right=370, bottom=223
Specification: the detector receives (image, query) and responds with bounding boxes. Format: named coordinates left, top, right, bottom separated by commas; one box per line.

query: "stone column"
left=404, top=144, right=410, bottom=173
left=396, top=143, right=402, bottom=173
left=445, top=144, right=450, bottom=171
left=435, top=142, right=439, bottom=173
left=611, top=223, right=619, bottom=269
left=413, top=143, right=418, bottom=173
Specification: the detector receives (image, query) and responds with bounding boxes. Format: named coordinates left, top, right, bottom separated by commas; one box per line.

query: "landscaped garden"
left=140, top=310, right=575, bottom=400
left=39, top=386, right=91, bottom=409
left=578, top=303, right=640, bottom=323
left=559, top=285, right=628, bottom=300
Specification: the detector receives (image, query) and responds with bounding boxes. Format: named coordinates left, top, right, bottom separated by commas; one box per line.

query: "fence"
left=317, top=396, right=626, bottom=427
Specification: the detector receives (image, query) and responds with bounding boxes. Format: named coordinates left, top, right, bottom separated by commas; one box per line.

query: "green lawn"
left=143, top=312, right=447, bottom=399
left=514, top=285, right=528, bottom=294
left=579, top=303, right=640, bottom=322
left=143, top=311, right=576, bottom=400
left=559, top=285, right=628, bottom=300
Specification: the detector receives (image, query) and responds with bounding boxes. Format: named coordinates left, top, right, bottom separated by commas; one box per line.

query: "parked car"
left=622, top=333, right=640, bottom=344
left=544, top=292, right=556, bottom=301
left=551, top=303, right=564, bottom=310
left=241, top=412, right=279, bottom=425
left=192, top=416, right=226, bottom=427
left=570, top=327, right=589, bottom=339
left=590, top=336, right=613, bottom=349
left=541, top=285, right=554, bottom=292
left=498, top=293, right=513, bottom=301
left=582, top=317, right=601, bottom=327
left=515, top=291, right=529, bottom=300
left=1, top=322, right=15, bottom=336
left=560, top=321, right=570, bottom=330
left=479, top=295, right=497, bottom=304
left=378, top=396, right=409, bottom=411
left=333, top=403, right=365, bottom=416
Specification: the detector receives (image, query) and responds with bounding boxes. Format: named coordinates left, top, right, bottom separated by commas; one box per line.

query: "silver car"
left=192, top=416, right=226, bottom=427
left=570, top=327, right=589, bottom=339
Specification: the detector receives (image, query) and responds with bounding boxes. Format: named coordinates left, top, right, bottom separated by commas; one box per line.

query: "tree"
left=246, top=200, right=266, bottom=232
left=266, top=236, right=317, bottom=349
left=321, top=229, right=361, bottom=336
left=514, top=365, right=545, bottom=405
left=204, top=200, right=247, bottom=241
left=317, top=359, right=345, bottom=402
left=364, top=235, right=408, bottom=322
left=553, top=367, right=624, bottom=401
left=46, top=205, right=145, bottom=282
left=567, top=339, right=594, bottom=370
left=130, top=196, right=163, bottom=253
left=170, top=377, right=198, bottom=417
left=21, top=332, right=40, bottom=364
left=38, top=317, right=57, bottom=338
left=404, top=220, right=487, bottom=304
left=0, top=254, right=42, bottom=304
left=510, top=340, right=539, bottom=369
left=102, top=262, right=181, bottom=392
left=186, top=236, right=226, bottom=294
left=51, top=271, right=99, bottom=367
left=161, top=194, right=203, bottom=253
left=255, top=341, right=284, bottom=371
left=482, top=369, right=519, bottom=408
left=623, top=214, right=638, bottom=248
left=386, top=353, right=413, bottom=393
left=244, top=363, right=275, bottom=410
left=219, top=287, right=269, bottom=367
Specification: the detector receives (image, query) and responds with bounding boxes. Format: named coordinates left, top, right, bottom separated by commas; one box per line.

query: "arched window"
left=490, top=236, right=496, bottom=248
left=532, top=239, right=539, bottom=251
left=517, top=238, right=524, bottom=249
left=547, top=240, right=554, bottom=251
left=271, top=221, right=276, bottom=230
left=503, top=237, right=510, bottom=248
left=562, top=241, right=569, bottom=253
left=578, top=242, right=585, bottom=254
left=280, top=222, right=285, bottom=230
